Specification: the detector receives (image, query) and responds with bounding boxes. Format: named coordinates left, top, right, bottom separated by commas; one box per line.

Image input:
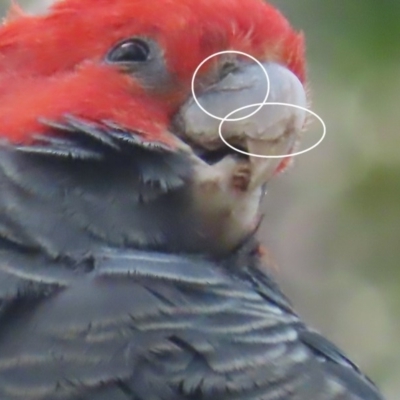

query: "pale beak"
left=178, top=61, right=307, bottom=191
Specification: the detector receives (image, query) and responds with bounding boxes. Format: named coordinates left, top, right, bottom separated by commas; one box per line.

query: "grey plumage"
left=0, top=120, right=384, bottom=400
left=0, top=244, right=383, bottom=400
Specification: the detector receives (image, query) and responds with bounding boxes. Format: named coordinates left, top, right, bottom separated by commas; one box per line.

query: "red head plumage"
left=0, top=0, right=305, bottom=144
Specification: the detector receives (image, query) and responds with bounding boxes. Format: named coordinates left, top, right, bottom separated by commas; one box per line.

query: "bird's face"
left=0, top=0, right=307, bottom=254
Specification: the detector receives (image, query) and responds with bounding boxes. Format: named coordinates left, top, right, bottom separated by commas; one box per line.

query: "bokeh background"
left=266, top=1, right=400, bottom=398
left=0, top=0, right=399, bottom=398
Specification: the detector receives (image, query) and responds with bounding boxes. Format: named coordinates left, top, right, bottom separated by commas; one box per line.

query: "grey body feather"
left=0, top=120, right=384, bottom=399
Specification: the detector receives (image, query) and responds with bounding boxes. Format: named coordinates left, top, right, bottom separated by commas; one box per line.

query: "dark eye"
left=107, top=38, right=150, bottom=64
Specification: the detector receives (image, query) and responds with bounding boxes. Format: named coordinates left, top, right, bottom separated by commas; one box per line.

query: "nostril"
left=219, top=61, right=239, bottom=79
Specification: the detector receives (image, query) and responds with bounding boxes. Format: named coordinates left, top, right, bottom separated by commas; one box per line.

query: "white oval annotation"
left=191, top=51, right=326, bottom=159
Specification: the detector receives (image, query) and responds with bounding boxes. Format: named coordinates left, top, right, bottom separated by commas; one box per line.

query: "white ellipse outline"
left=218, top=102, right=326, bottom=159
left=191, top=50, right=270, bottom=122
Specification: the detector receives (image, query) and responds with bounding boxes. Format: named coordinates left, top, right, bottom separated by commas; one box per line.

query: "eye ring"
left=106, top=38, right=151, bottom=64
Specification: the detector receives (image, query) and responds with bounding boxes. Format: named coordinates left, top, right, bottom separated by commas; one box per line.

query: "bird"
left=0, top=0, right=385, bottom=399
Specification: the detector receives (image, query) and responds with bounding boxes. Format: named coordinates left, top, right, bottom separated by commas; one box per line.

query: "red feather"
left=0, top=0, right=305, bottom=144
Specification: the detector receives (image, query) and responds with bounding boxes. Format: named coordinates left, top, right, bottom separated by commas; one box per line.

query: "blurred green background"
left=0, top=0, right=399, bottom=398
left=265, top=1, right=400, bottom=399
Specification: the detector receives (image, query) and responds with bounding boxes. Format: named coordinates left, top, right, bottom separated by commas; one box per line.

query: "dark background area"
left=0, top=1, right=399, bottom=398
